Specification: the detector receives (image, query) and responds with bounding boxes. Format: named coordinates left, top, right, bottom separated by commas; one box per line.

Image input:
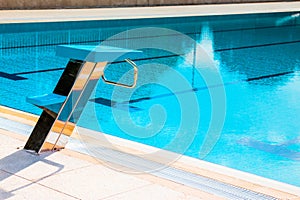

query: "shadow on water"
left=238, top=137, right=300, bottom=161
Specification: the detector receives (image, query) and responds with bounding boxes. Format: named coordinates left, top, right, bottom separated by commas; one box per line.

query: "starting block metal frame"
left=24, top=45, right=142, bottom=153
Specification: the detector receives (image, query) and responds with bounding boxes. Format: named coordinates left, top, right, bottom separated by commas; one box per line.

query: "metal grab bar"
left=102, top=58, right=138, bottom=88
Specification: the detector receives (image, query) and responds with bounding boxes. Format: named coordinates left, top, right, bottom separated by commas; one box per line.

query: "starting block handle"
left=102, top=58, right=138, bottom=89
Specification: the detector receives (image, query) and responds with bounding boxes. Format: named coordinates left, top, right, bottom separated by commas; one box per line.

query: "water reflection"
left=276, top=13, right=300, bottom=26
left=184, top=24, right=220, bottom=69
left=181, top=24, right=224, bottom=88
left=214, top=22, right=300, bottom=86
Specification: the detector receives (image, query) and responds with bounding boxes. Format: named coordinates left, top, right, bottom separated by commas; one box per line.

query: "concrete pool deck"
left=0, top=1, right=300, bottom=24
left=1, top=106, right=300, bottom=199
left=1, top=128, right=222, bottom=200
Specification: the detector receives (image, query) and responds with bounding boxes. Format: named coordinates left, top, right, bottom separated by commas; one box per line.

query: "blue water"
left=1, top=13, right=300, bottom=186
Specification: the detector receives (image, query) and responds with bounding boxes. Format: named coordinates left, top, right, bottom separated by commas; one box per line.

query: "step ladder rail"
left=51, top=62, right=107, bottom=151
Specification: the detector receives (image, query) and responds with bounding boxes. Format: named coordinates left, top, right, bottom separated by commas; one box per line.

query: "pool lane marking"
left=1, top=49, right=297, bottom=80
left=1, top=23, right=299, bottom=50
left=1, top=68, right=296, bottom=112
left=1, top=27, right=299, bottom=79
left=14, top=67, right=65, bottom=75
left=213, top=23, right=300, bottom=33
left=0, top=67, right=65, bottom=81
left=0, top=40, right=93, bottom=50
left=0, top=71, right=28, bottom=80
left=110, top=54, right=180, bottom=64
left=3, top=33, right=297, bottom=80
left=0, top=54, right=179, bottom=81
left=119, top=70, right=298, bottom=105
left=214, top=40, right=300, bottom=52
left=246, top=71, right=295, bottom=81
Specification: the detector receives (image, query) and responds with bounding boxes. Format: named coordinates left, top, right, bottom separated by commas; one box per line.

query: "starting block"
left=24, top=45, right=142, bottom=153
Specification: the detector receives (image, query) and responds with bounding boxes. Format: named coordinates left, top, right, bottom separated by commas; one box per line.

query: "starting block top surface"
left=56, top=45, right=143, bottom=63
left=26, top=93, right=66, bottom=107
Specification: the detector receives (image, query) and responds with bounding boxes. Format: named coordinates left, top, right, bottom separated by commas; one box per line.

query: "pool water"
left=1, top=13, right=300, bottom=186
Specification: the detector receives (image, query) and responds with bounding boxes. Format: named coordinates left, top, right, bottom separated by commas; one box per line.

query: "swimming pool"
left=0, top=12, right=300, bottom=187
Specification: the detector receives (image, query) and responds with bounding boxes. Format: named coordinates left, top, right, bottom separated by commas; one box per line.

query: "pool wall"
left=0, top=0, right=290, bottom=10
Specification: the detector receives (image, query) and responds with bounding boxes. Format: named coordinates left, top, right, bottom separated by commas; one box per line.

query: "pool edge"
left=1, top=105, right=299, bottom=199
left=0, top=2, right=300, bottom=24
